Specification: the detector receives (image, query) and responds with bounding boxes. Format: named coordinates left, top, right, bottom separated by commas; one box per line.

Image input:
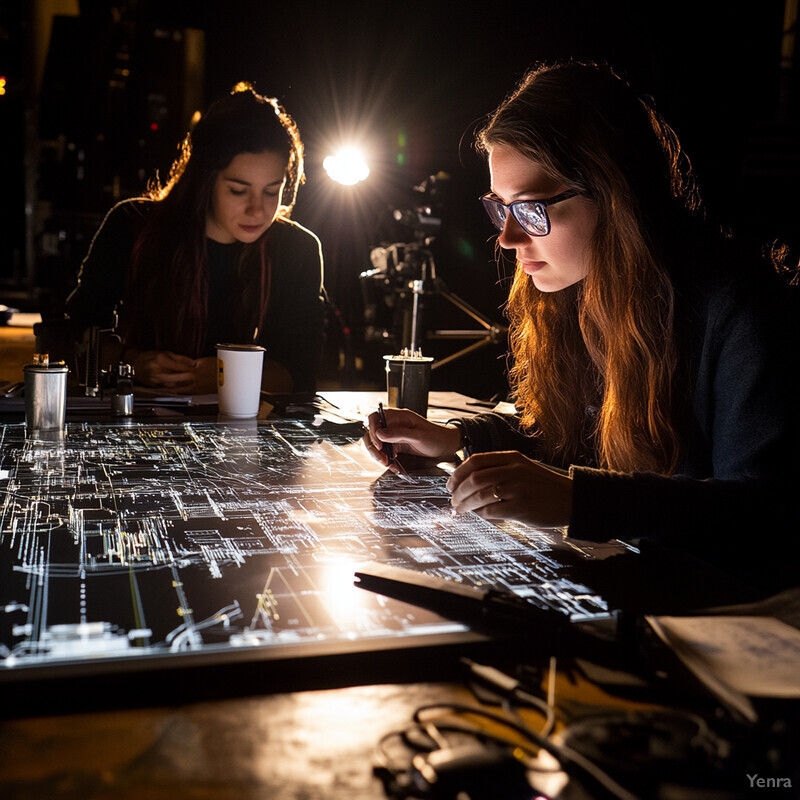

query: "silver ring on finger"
left=493, top=483, right=503, bottom=502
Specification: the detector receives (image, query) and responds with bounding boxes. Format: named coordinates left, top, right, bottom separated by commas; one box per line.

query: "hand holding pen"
left=364, top=405, right=464, bottom=467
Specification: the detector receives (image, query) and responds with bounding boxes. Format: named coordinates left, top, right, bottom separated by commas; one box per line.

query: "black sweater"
left=456, top=258, right=799, bottom=588
left=66, top=199, right=326, bottom=392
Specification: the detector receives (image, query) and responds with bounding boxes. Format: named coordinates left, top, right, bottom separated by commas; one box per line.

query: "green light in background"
left=396, top=128, right=407, bottom=167
left=456, top=237, right=475, bottom=260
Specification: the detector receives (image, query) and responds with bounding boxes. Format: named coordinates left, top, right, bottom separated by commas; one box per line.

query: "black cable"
left=410, top=702, right=637, bottom=800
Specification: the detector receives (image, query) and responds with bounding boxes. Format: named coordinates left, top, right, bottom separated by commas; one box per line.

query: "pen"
left=461, top=431, right=473, bottom=459
left=376, top=403, right=413, bottom=479
left=377, top=402, right=395, bottom=461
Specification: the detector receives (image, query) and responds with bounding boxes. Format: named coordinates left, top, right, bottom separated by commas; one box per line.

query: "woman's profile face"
left=206, top=150, right=288, bottom=244
left=488, top=145, right=597, bottom=292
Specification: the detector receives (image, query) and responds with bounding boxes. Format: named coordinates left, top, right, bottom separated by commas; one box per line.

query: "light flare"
left=323, top=147, right=370, bottom=186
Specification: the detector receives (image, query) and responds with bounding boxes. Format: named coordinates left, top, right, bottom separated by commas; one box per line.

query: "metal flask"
left=23, top=353, right=68, bottom=439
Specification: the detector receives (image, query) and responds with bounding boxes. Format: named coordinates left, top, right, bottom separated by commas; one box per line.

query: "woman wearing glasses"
left=365, top=61, right=797, bottom=585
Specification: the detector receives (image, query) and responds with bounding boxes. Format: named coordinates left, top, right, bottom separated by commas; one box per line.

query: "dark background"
left=1, top=1, right=798, bottom=397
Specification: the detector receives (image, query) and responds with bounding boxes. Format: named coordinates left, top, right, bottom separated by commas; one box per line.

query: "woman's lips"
left=239, top=223, right=264, bottom=235
left=520, top=260, right=546, bottom=274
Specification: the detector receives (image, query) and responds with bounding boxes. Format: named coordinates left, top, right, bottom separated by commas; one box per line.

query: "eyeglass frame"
left=479, top=189, right=580, bottom=237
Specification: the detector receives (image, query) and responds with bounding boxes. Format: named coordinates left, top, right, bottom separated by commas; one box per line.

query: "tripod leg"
left=437, top=288, right=505, bottom=332
left=431, top=338, right=496, bottom=370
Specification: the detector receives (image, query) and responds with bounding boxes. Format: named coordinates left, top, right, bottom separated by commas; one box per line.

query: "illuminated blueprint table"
left=0, top=418, right=614, bottom=690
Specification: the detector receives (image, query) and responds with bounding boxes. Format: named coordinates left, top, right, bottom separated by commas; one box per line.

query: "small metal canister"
left=109, top=362, right=134, bottom=416
left=23, top=353, right=68, bottom=438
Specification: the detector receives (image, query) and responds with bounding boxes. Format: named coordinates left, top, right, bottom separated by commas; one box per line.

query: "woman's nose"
left=246, top=195, right=265, bottom=217
left=498, top=213, right=529, bottom=249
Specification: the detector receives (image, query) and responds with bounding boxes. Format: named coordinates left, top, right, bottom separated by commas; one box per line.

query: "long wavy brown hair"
left=477, top=61, right=707, bottom=474
left=120, top=82, right=305, bottom=357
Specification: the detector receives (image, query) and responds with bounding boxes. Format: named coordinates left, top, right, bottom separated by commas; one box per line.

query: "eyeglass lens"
left=482, top=198, right=549, bottom=236
left=514, top=203, right=549, bottom=236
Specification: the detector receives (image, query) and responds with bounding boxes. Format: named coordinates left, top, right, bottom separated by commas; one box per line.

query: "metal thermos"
left=23, top=353, right=68, bottom=437
left=109, top=362, right=134, bottom=416
left=383, top=350, right=434, bottom=417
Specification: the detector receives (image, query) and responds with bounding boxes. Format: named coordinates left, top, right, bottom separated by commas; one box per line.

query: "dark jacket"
left=455, top=257, right=799, bottom=588
left=66, top=199, right=326, bottom=392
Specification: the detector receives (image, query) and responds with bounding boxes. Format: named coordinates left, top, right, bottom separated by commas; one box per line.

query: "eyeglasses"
left=480, top=190, right=579, bottom=237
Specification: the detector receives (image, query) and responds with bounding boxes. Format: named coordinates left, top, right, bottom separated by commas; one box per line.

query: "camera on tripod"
left=359, top=173, right=506, bottom=369
left=359, top=173, right=444, bottom=354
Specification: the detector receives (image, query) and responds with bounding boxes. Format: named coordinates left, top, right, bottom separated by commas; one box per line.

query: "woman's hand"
left=133, top=352, right=217, bottom=394
left=447, top=451, right=573, bottom=529
left=362, top=407, right=462, bottom=470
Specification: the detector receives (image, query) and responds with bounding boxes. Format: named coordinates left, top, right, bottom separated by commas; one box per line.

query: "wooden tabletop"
left=0, top=682, right=459, bottom=800
left=0, top=665, right=656, bottom=800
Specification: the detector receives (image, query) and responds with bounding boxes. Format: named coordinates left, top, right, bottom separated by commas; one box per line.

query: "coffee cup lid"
left=216, top=343, right=266, bottom=352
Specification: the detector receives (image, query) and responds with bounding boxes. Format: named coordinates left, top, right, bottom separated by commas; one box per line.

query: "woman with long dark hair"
left=365, top=61, right=797, bottom=585
left=67, top=82, right=325, bottom=394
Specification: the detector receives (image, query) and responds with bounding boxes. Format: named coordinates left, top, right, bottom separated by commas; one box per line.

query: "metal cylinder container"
left=23, top=353, right=68, bottom=438
left=109, top=362, right=135, bottom=417
left=110, top=392, right=134, bottom=416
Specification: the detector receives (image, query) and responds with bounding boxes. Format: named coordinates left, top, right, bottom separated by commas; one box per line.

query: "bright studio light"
left=323, top=147, right=370, bottom=186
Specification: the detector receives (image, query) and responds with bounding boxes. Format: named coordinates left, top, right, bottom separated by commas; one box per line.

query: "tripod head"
left=389, top=172, right=449, bottom=243
left=359, top=173, right=448, bottom=351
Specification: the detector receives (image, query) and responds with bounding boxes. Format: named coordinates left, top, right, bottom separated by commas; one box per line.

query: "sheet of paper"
left=647, top=615, right=800, bottom=722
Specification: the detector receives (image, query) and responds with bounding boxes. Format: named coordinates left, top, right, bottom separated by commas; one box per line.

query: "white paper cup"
left=216, top=343, right=265, bottom=418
